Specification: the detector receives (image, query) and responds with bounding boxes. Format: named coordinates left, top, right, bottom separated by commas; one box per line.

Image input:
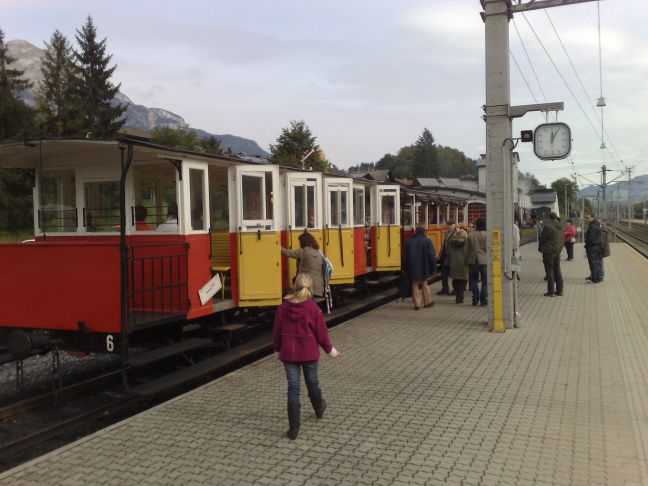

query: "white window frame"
left=34, top=167, right=80, bottom=236
left=375, top=185, right=401, bottom=226
left=81, top=177, right=121, bottom=235
left=182, top=161, right=210, bottom=234
left=233, top=165, right=279, bottom=232
left=324, top=178, right=352, bottom=228
left=352, top=184, right=366, bottom=227
left=287, top=173, right=321, bottom=230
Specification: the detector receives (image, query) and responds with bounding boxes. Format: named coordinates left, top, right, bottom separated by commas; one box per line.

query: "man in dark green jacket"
left=538, top=212, right=564, bottom=296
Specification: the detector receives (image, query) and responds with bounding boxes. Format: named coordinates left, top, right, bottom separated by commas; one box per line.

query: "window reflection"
left=306, top=186, right=315, bottom=228
left=242, top=175, right=262, bottom=220
left=330, top=190, right=339, bottom=226
left=353, top=188, right=364, bottom=225
left=294, top=185, right=305, bottom=228
left=40, top=170, right=77, bottom=232
left=189, top=169, right=205, bottom=231
left=340, top=190, right=348, bottom=225
left=381, top=195, right=396, bottom=225
left=84, top=181, right=120, bottom=232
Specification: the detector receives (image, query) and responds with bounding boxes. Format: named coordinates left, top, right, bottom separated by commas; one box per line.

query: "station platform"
left=2, top=242, right=647, bottom=485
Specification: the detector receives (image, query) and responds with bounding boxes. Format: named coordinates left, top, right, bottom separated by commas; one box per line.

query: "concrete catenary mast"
left=481, top=0, right=596, bottom=331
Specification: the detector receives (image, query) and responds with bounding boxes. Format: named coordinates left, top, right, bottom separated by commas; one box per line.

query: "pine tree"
left=200, top=135, right=223, bottom=154
left=270, top=120, right=329, bottom=172
left=0, top=29, right=34, bottom=140
left=38, top=30, right=80, bottom=137
left=412, top=128, right=439, bottom=178
left=74, top=16, right=126, bottom=138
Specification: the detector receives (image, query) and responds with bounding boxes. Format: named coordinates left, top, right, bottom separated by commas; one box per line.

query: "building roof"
left=415, top=177, right=479, bottom=193
left=529, top=190, right=557, bottom=204
left=349, top=169, right=393, bottom=182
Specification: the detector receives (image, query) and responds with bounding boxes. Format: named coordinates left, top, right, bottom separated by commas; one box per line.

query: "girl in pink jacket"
left=273, top=273, right=340, bottom=440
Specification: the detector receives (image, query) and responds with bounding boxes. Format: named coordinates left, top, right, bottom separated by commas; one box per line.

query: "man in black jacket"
left=436, top=219, right=456, bottom=295
left=538, top=212, right=564, bottom=296
left=404, top=226, right=437, bottom=310
left=584, top=213, right=603, bottom=283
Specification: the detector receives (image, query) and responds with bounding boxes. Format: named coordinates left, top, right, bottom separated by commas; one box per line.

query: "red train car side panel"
left=0, top=242, right=120, bottom=332
left=185, top=234, right=214, bottom=320
left=353, top=227, right=367, bottom=277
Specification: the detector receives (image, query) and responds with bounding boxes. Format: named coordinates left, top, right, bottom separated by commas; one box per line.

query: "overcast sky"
left=3, top=0, right=647, bottom=186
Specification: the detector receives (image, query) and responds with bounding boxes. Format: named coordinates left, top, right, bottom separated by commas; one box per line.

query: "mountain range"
left=579, top=173, right=648, bottom=203
left=7, top=39, right=269, bottom=156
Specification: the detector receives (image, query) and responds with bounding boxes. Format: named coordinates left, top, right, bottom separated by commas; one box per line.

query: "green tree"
left=74, top=16, right=126, bottom=138
left=0, top=29, right=35, bottom=140
left=38, top=30, right=80, bottom=137
left=150, top=125, right=200, bottom=150
left=270, top=120, right=329, bottom=172
left=551, top=177, right=578, bottom=217
left=0, top=168, right=33, bottom=230
left=412, top=128, right=439, bottom=177
left=200, top=135, right=223, bottom=155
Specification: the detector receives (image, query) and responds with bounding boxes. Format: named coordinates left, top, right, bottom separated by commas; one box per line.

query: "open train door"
left=323, top=177, right=354, bottom=284
left=284, top=171, right=323, bottom=284
left=374, top=185, right=401, bottom=271
left=230, top=165, right=282, bottom=306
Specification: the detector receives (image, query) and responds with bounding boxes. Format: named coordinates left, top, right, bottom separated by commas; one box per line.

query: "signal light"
left=520, top=130, right=533, bottom=142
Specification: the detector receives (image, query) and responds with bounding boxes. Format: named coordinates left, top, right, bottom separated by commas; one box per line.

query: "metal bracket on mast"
left=508, top=102, right=564, bottom=118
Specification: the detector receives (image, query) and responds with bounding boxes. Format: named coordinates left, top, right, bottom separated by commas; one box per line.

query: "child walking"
left=273, top=273, right=341, bottom=440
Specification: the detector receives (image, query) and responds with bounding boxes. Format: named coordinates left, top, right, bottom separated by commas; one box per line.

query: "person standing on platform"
left=273, top=273, right=340, bottom=440
left=436, top=219, right=456, bottom=295
left=563, top=219, right=577, bottom=261
left=449, top=229, right=469, bottom=304
left=465, top=218, right=488, bottom=306
left=584, top=213, right=603, bottom=284
left=281, top=231, right=324, bottom=297
left=538, top=212, right=564, bottom=296
left=403, top=225, right=436, bottom=310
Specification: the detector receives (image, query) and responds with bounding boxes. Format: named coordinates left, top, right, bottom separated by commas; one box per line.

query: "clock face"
left=533, top=122, right=572, bottom=160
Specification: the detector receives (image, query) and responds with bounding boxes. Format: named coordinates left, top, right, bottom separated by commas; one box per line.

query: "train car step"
left=125, top=338, right=212, bottom=368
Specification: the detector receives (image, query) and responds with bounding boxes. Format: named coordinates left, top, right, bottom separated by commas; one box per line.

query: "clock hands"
left=550, top=130, right=558, bottom=143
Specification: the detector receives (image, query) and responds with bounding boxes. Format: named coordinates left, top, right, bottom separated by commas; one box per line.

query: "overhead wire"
left=512, top=19, right=547, bottom=103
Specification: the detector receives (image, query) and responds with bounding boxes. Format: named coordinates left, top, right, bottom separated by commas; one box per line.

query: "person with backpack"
left=273, top=273, right=341, bottom=440
left=282, top=232, right=325, bottom=297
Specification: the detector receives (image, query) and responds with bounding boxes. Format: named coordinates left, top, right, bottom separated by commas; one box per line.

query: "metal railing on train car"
left=127, top=243, right=190, bottom=329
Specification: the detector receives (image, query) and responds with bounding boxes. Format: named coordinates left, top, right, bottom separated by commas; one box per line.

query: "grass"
left=0, top=230, right=35, bottom=243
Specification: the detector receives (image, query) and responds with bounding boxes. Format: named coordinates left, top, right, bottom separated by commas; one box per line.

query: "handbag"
left=569, top=237, right=576, bottom=243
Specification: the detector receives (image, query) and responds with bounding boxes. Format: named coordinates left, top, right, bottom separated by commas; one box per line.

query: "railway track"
left=608, top=222, right=648, bottom=259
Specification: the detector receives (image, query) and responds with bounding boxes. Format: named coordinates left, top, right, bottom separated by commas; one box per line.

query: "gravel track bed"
left=0, top=352, right=121, bottom=405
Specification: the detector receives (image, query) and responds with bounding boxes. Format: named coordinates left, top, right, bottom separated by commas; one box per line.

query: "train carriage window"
left=381, top=195, right=396, bottom=225
left=265, top=172, right=273, bottom=223
left=189, top=169, right=205, bottom=231
left=365, top=189, right=371, bottom=223
left=340, top=190, right=348, bottom=225
left=242, top=175, right=263, bottom=221
left=294, top=185, right=305, bottom=228
left=209, top=166, right=229, bottom=230
left=330, top=190, right=339, bottom=226
left=39, top=169, right=77, bottom=232
left=306, top=185, right=315, bottom=228
left=84, top=181, right=120, bottom=232
left=133, top=163, right=177, bottom=231
left=353, top=188, right=364, bottom=225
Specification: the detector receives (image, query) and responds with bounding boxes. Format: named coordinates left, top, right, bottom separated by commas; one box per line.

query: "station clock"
left=533, top=122, right=572, bottom=160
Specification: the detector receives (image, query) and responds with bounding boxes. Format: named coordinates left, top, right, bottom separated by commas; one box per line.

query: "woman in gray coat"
left=448, top=229, right=469, bottom=304
left=281, top=232, right=324, bottom=297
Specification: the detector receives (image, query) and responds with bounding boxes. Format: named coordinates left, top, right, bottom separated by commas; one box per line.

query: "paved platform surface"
left=2, top=242, right=648, bottom=485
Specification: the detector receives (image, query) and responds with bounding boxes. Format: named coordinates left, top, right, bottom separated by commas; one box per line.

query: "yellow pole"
left=491, top=229, right=505, bottom=333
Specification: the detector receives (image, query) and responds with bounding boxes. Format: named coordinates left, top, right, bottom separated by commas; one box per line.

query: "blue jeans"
left=469, top=264, right=487, bottom=304
left=284, top=361, right=320, bottom=404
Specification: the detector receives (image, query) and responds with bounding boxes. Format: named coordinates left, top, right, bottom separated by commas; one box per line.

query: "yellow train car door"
left=284, top=172, right=323, bottom=284
left=230, top=165, right=282, bottom=306
left=323, top=177, right=354, bottom=284
left=374, top=185, right=401, bottom=271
